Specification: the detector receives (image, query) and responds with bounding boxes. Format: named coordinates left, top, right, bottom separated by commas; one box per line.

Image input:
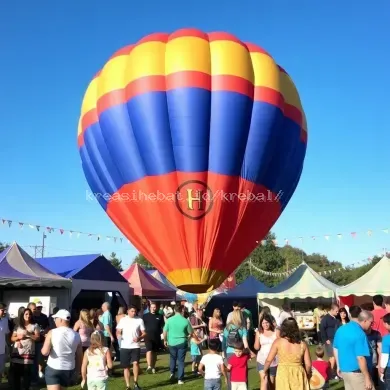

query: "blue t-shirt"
left=382, top=335, right=390, bottom=367
left=101, top=311, right=112, bottom=338
left=333, top=321, right=370, bottom=372
left=190, top=340, right=201, bottom=356
left=222, top=325, right=248, bottom=354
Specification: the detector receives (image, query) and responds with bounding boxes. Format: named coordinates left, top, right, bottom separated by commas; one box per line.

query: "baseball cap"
left=52, top=309, right=71, bottom=321
left=36, top=301, right=43, bottom=307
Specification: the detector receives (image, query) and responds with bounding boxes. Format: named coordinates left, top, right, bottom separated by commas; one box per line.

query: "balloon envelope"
left=78, top=28, right=307, bottom=293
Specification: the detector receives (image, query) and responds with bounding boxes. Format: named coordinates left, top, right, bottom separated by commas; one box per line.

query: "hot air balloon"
left=78, top=28, right=307, bottom=293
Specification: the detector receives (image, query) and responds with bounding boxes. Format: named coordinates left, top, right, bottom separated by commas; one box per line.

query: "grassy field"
left=53, top=348, right=343, bottom=390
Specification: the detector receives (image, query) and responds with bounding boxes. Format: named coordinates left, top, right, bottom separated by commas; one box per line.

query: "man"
left=101, top=302, right=114, bottom=348
left=0, top=303, right=10, bottom=380
left=240, top=303, right=254, bottom=350
left=277, top=303, right=294, bottom=326
left=116, top=305, right=146, bottom=390
left=189, top=307, right=207, bottom=345
left=143, top=302, right=164, bottom=373
left=379, top=313, right=390, bottom=382
left=163, top=304, right=194, bottom=385
left=333, top=309, right=374, bottom=390
left=371, top=295, right=388, bottom=337
left=28, top=301, right=49, bottom=380
left=226, top=302, right=240, bottom=324
left=320, top=303, right=340, bottom=374
left=365, top=319, right=382, bottom=387
left=41, top=309, right=83, bottom=389
left=48, top=307, right=59, bottom=330
left=313, top=304, right=326, bottom=344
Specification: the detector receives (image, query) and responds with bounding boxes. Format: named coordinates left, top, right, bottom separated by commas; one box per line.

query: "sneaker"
left=134, top=383, right=141, bottom=390
left=126, top=387, right=131, bottom=390
left=152, top=368, right=156, bottom=374
left=146, top=366, right=152, bottom=373
left=178, top=380, right=184, bottom=385
left=38, top=371, right=45, bottom=379
left=169, top=374, right=175, bottom=380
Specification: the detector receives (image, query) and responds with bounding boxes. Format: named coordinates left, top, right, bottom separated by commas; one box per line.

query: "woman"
left=264, top=317, right=311, bottom=390
left=208, top=308, right=224, bottom=351
left=222, top=310, right=255, bottom=390
left=254, top=314, right=278, bottom=390
left=337, top=307, right=350, bottom=325
left=259, top=306, right=277, bottom=328
left=73, top=309, right=94, bottom=352
left=10, top=308, right=40, bottom=390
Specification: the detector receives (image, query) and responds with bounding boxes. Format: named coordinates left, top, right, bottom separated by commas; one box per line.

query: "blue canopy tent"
left=205, top=276, right=270, bottom=327
left=36, top=254, right=130, bottom=306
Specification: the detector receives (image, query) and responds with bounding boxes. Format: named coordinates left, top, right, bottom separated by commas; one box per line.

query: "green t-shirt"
left=163, top=313, right=193, bottom=346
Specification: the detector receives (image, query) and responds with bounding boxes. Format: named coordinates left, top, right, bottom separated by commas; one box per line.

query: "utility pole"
left=33, top=232, right=46, bottom=258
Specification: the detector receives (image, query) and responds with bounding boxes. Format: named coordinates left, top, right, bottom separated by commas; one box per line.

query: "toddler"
left=226, top=341, right=250, bottom=390
left=311, top=346, right=331, bottom=389
left=190, top=334, right=206, bottom=373
left=198, top=338, right=227, bottom=390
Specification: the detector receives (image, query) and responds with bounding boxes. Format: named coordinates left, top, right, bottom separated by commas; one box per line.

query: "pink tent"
left=122, top=263, right=176, bottom=299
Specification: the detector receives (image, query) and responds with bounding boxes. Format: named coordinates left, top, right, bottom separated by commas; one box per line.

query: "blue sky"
left=1, top=1, right=389, bottom=268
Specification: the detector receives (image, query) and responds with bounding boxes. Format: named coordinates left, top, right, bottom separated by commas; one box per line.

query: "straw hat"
left=309, top=367, right=326, bottom=390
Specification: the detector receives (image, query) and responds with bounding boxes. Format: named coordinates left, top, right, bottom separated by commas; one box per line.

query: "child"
left=226, top=341, right=250, bottom=390
left=311, top=346, right=331, bottom=389
left=198, top=338, right=227, bottom=390
left=190, top=333, right=206, bottom=374
left=81, top=331, right=113, bottom=390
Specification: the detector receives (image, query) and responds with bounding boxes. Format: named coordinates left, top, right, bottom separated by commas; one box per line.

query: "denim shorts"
left=191, top=355, right=201, bottom=363
left=45, top=366, right=74, bottom=387
left=257, top=363, right=277, bottom=376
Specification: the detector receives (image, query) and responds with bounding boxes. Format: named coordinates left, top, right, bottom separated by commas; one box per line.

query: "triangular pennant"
left=337, top=234, right=342, bottom=239
left=120, top=238, right=123, bottom=243
left=97, top=235, right=100, bottom=241
left=19, top=222, right=24, bottom=229
left=1, top=219, right=5, bottom=225
left=59, top=229, right=64, bottom=235
left=367, top=230, right=372, bottom=236
left=7, top=220, right=12, bottom=227
left=106, top=236, right=110, bottom=241
left=324, top=235, right=330, bottom=240
left=69, top=231, right=73, bottom=237
left=383, top=229, right=389, bottom=234
left=77, top=232, right=80, bottom=238
left=36, top=225, right=40, bottom=232
left=29, top=224, right=35, bottom=229
left=114, top=237, right=117, bottom=243
left=311, top=236, right=316, bottom=240
left=351, top=232, right=356, bottom=238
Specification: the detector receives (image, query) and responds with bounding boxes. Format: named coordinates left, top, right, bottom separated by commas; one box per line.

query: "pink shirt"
left=78, top=322, right=94, bottom=347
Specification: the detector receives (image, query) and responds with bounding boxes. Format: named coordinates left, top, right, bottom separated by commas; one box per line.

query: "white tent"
left=337, top=255, right=390, bottom=297
left=257, top=262, right=338, bottom=300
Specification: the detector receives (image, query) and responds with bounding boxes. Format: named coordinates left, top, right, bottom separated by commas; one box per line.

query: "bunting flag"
left=248, top=257, right=373, bottom=278
left=1, top=216, right=390, bottom=248
left=0, top=217, right=131, bottom=244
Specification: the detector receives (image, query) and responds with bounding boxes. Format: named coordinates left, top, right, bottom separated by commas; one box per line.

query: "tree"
left=133, top=253, right=154, bottom=270
left=109, top=252, right=123, bottom=271
left=236, top=232, right=286, bottom=286
left=0, top=242, right=8, bottom=252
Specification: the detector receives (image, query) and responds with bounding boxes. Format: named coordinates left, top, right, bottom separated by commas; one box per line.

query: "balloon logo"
left=78, top=28, right=307, bottom=293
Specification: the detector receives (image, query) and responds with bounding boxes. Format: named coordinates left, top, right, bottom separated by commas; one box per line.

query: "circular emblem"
left=175, top=180, right=213, bottom=220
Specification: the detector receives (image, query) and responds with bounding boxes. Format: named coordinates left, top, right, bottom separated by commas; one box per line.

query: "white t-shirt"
left=47, top=326, right=81, bottom=370
left=200, top=353, right=224, bottom=379
left=0, top=318, right=10, bottom=355
left=117, top=316, right=145, bottom=349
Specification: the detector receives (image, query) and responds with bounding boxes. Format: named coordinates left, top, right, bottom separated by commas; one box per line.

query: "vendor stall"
left=337, top=255, right=390, bottom=306
left=257, top=262, right=339, bottom=342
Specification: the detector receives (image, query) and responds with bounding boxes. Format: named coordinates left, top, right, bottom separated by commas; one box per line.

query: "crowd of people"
left=0, top=295, right=389, bottom=389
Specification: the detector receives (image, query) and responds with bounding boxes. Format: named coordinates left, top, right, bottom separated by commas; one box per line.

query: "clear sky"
left=1, top=1, right=389, bottom=268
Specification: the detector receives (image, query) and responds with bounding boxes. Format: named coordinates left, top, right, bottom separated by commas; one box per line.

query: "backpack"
left=227, top=326, right=242, bottom=348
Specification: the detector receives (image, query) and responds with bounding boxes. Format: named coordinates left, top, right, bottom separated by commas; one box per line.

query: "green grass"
left=3, top=347, right=345, bottom=390
left=61, top=348, right=343, bottom=390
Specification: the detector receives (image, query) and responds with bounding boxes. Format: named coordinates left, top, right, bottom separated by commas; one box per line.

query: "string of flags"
left=1, top=216, right=390, bottom=247
left=0, top=218, right=130, bottom=244
left=248, top=257, right=373, bottom=278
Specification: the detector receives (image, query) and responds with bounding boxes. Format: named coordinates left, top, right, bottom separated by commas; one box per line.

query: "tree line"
left=1, top=232, right=381, bottom=287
